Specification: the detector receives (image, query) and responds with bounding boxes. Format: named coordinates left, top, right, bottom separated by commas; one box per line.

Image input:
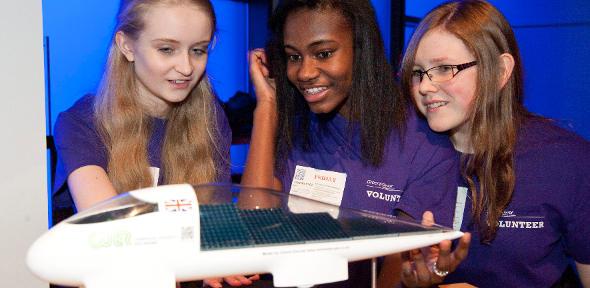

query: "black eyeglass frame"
left=412, top=61, right=478, bottom=83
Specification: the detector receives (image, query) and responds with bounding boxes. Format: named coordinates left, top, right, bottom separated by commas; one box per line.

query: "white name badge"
left=149, top=167, right=160, bottom=187
left=289, top=165, right=347, bottom=207
left=453, top=186, right=468, bottom=231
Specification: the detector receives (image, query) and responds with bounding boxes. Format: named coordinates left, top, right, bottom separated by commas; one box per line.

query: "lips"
left=301, top=86, right=329, bottom=103
left=424, top=100, right=449, bottom=112
left=169, top=79, right=191, bottom=89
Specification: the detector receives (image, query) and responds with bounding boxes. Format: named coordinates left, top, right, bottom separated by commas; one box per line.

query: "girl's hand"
left=203, top=274, right=260, bottom=287
left=249, top=49, right=276, bottom=106
left=401, top=211, right=471, bottom=287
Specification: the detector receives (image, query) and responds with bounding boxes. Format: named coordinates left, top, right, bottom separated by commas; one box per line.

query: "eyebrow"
left=414, top=56, right=451, bottom=69
left=429, top=57, right=450, bottom=64
left=151, top=38, right=210, bottom=46
left=284, top=39, right=338, bottom=50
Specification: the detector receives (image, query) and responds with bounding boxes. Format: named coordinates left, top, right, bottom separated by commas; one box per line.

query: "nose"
left=418, top=74, right=438, bottom=96
left=175, top=53, right=194, bottom=77
left=297, top=57, right=319, bottom=82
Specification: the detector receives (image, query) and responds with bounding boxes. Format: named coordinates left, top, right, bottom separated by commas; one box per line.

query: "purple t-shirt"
left=278, top=110, right=458, bottom=227
left=445, top=118, right=590, bottom=287
left=53, top=94, right=231, bottom=210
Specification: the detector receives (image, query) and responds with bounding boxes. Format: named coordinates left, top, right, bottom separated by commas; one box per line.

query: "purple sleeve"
left=53, top=105, right=107, bottom=194
left=392, top=112, right=459, bottom=227
left=213, top=99, right=232, bottom=183
left=565, top=147, right=590, bottom=264
left=395, top=146, right=459, bottom=228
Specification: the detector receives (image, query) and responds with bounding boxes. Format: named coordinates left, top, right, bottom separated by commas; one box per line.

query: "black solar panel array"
left=240, top=208, right=304, bottom=245
left=199, top=204, right=437, bottom=250
left=288, top=212, right=349, bottom=241
left=200, top=204, right=254, bottom=249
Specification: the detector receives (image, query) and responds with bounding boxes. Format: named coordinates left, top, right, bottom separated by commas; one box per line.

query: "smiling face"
left=117, top=4, right=212, bottom=117
left=412, top=28, right=478, bottom=144
left=283, top=8, right=354, bottom=115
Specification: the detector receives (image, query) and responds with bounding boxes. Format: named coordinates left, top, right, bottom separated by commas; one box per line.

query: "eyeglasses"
left=411, top=61, right=477, bottom=84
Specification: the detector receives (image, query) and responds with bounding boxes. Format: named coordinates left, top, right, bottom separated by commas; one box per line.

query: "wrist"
left=254, top=102, right=277, bottom=120
left=255, top=98, right=276, bottom=109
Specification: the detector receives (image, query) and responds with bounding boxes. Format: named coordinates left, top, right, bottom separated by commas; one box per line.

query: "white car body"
left=27, top=184, right=462, bottom=288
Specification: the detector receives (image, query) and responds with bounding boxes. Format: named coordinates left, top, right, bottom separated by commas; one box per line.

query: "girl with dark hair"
left=243, top=0, right=461, bottom=286
left=399, top=0, right=590, bottom=286
left=53, top=0, right=230, bottom=210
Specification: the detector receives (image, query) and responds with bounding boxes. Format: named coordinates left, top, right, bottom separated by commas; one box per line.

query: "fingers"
left=247, top=274, right=260, bottom=281
left=401, top=241, right=455, bottom=287
left=411, top=249, right=432, bottom=284
left=450, top=232, right=471, bottom=271
left=401, top=256, right=418, bottom=286
left=251, top=48, right=268, bottom=64
left=401, top=249, right=438, bottom=287
left=203, top=278, right=223, bottom=288
left=223, top=275, right=253, bottom=287
left=204, top=274, right=261, bottom=287
left=401, top=251, right=420, bottom=286
left=249, top=49, right=277, bottom=103
left=400, top=232, right=471, bottom=287
left=249, top=49, right=270, bottom=78
left=432, top=239, right=452, bottom=280
left=421, top=211, right=435, bottom=226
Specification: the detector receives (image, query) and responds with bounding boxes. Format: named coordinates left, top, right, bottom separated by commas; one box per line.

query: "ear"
left=498, top=53, right=515, bottom=89
left=115, top=31, right=135, bottom=62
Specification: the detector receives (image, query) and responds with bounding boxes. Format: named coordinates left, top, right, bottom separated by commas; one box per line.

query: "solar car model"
left=27, top=184, right=462, bottom=288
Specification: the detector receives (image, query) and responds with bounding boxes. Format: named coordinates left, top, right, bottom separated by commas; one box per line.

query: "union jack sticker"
left=163, top=199, right=193, bottom=212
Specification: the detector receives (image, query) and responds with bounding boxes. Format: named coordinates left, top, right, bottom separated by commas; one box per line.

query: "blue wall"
left=370, top=0, right=392, bottom=59
left=406, top=0, right=590, bottom=139
left=207, top=1, right=249, bottom=101
left=42, top=0, right=119, bottom=132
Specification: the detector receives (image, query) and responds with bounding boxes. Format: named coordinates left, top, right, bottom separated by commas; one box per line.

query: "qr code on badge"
left=181, top=226, right=194, bottom=240
left=294, top=168, right=306, bottom=180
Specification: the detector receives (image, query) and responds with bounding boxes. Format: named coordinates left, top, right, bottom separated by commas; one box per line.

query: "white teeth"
left=426, top=102, right=448, bottom=109
left=304, top=87, right=327, bottom=95
left=173, top=80, right=186, bottom=84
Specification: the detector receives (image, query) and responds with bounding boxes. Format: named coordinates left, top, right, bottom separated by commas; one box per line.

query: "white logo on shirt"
left=498, top=220, right=544, bottom=229
left=366, top=180, right=401, bottom=192
left=366, top=190, right=401, bottom=202
left=365, top=180, right=402, bottom=203
left=498, top=210, right=545, bottom=229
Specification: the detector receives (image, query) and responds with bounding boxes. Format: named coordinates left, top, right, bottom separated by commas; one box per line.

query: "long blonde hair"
left=401, top=0, right=528, bottom=242
left=95, top=0, right=225, bottom=193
